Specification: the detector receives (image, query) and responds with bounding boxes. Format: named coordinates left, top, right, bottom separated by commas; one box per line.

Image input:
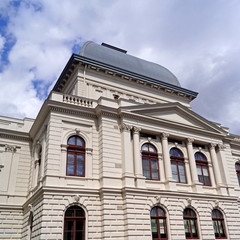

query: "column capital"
left=161, top=132, right=169, bottom=140
left=209, top=143, right=216, bottom=149
left=218, top=144, right=226, bottom=150
left=120, top=123, right=132, bottom=132
left=186, top=138, right=194, bottom=144
left=132, top=126, right=141, bottom=134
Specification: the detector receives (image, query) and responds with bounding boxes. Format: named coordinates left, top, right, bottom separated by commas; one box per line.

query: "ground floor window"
left=183, top=208, right=198, bottom=239
left=212, top=209, right=226, bottom=239
left=151, top=206, right=167, bottom=239
left=64, top=206, right=85, bottom=240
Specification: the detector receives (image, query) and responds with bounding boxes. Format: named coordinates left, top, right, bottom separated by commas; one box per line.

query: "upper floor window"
left=67, top=136, right=85, bottom=177
left=64, top=206, right=85, bottom=240
left=170, top=148, right=187, bottom=183
left=212, top=209, right=226, bottom=239
left=235, top=162, right=240, bottom=186
left=183, top=208, right=198, bottom=239
left=142, top=143, right=159, bottom=180
left=150, top=206, right=167, bottom=239
left=194, top=152, right=211, bottom=186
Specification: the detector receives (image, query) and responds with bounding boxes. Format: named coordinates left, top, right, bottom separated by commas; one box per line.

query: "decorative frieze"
left=5, top=144, right=17, bottom=152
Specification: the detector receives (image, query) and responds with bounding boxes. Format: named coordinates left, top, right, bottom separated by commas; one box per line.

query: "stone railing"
left=63, top=94, right=96, bottom=107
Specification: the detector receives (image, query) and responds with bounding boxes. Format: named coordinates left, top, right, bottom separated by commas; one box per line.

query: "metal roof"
left=79, top=41, right=181, bottom=87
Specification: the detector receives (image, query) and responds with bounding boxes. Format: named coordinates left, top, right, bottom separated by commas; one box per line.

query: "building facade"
left=1, top=41, right=240, bottom=240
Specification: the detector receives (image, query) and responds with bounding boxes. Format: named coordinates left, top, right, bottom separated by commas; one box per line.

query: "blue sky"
left=1, top=0, right=240, bottom=134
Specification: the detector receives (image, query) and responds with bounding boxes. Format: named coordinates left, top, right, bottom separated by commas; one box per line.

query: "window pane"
left=202, top=167, right=209, bottom=176
left=64, top=232, right=73, bottom=240
left=179, top=164, right=186, bottom=183
left=141, top=144, right=148, bottom=151
left=67, top=154, right=75, bottom=175
left=171, top=162, right=179, bottom=182
left=143, top=158, right=150, bottom=179
left=149, top=144, right=156, bottom=152
left=65, top=220, right=74, bottom=231
left=159, top=219, right=166, bottom=234
left=76, top=220, right=84, bottom=230
left=184, top=219, right=190, bottom=237
left=76, top=231, right=83, bottom=239
left=68, top=136, right=75, bottom=145
left=151, top=160, right=159, bottom=180
left=151, top=219, right=158, bottom=238
left=151, top=207, right=157, bottom=216
left=76, top=137, right=84, bottom=146
left=157, top=207, right=165, bottom=217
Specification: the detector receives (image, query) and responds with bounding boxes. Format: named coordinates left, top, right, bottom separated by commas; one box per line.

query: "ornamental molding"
left=73, top=195, right=80, bottom=202
left=209, top=143, right=217, bottom=149
left=49, top=106, right=96, bottom=119
left=0, top=133, right=30, bottom=142
left=218, top=144, right=226, bottom=150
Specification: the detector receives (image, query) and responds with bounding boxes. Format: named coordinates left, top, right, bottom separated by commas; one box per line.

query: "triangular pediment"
left=120, top=102, right=227, bottom=135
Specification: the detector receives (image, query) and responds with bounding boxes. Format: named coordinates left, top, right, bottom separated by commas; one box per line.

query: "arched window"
left=170, top=148, right=187, bottom=183
left=183, top=208, right=198, bottom=239
left=150, top=206, right=167, bottom=239
left=194, top=152, right=211, bottom=186
left=64, top=206, right=85, bottom=240
left=142, top=143, right=159, bottom=180
left=235, top=162, right=240, bottom=186
left=67, top=136, right=85, bottom=177
left=212, top=209, right=226, bottom=239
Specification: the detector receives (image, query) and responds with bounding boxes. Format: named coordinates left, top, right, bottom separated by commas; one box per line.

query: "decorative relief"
left=75, top=128, right=81, bottom=134
left=28, top=204, right=33, bottom=213
left=120, top=123, right=132, bottom=132
left=187, top=198, right=192, bottom=206
left=5, top=144, right=17, bottom=152
left=0, top=164, right=4, bottom=172
left=155, top=196, right=161, bottom=204
left=214, top=200, right=219, bottom=207
left=74, top=195, right=80, bottom=202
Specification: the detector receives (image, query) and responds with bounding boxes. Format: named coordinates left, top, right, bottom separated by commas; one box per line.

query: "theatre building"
left=1, top=41, right=240, bottom=240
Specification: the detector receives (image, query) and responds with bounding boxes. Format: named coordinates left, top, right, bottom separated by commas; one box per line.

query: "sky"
left=0, top=0, right=240, bottom=134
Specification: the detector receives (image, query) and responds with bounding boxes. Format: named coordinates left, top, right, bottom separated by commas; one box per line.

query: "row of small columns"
left=120, top=123, right=230, bottom=194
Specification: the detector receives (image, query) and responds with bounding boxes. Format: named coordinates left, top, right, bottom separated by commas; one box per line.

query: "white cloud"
left=1, top=0, right=240, bottom=133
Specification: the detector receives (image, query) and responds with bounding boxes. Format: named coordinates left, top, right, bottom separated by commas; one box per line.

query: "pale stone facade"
left=1, top=41, right=240, bottom=240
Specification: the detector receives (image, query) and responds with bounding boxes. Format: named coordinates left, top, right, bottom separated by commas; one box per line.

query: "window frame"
left=170, top=148, right=187, bottom=184
left=212, top=209, right=226, bottom=239
left=235, top=162, right=240, bottom=186
left=194, top=152, right=211, bottom=186
left=183, top=208, right=199, bottom=239
left=66, top=136, right=86, bottom=177
left=150, top=206, right=168, bottom=240
left=141, top=143, right=160, bottom=180
left=64, top=206, right=85, bottom=240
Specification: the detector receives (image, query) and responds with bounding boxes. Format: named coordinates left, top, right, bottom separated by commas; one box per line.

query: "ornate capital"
left=120, top=123, right=132, bottom=132
left=209, top=143, right=216, bottom=149
left=161, top=132, right=169, bottom=140
left=5, top=145, right=17, bottom=152
left=132, top=126, right=141, bottom=134
left=218, top=144, right=226, bottom=151
left=186, top=138, right=194, bottom=144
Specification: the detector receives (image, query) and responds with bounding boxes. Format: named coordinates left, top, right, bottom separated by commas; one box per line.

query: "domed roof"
left=79, top=41, right=181, bottom=87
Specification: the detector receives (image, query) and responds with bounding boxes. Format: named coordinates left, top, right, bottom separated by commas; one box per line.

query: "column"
left=120, top=123, right=134, bottom=187
left=217, top=144, right=234, bottom=195
left=161, top=133, right=176, bottom=189
left=185, top=139, right=202, bottom=193
left=209, top=143, right=222, bottom=186
left=132, top=126, right=145, bottom=188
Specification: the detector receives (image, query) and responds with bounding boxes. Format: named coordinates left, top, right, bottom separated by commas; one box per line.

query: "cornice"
left=0, top=130, right=31, bottom=142
left=119, top=110, right=227, bottom=139
left=53, top=54, right=198, bottom=101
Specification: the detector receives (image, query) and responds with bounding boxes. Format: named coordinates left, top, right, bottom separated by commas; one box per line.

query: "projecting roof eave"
left=53, top=54, right=198, bottom=100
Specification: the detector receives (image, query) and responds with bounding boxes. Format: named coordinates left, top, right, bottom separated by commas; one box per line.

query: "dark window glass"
left=64, top=206, right=85, bottom=240
left=142, top=143, right=160, bottom=180
left=170, top=148, right=187, bottom=183
left=235, top=163, right=240, bottom=186
left=195, top=152, right=211, bottom=186
left=67, top=136, right=85, bottom=177
left=150, top=207, right=167, bottom=239
left=212, top=209, right=226, bottom=239
left=183, top=208, right=198, bottom=239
